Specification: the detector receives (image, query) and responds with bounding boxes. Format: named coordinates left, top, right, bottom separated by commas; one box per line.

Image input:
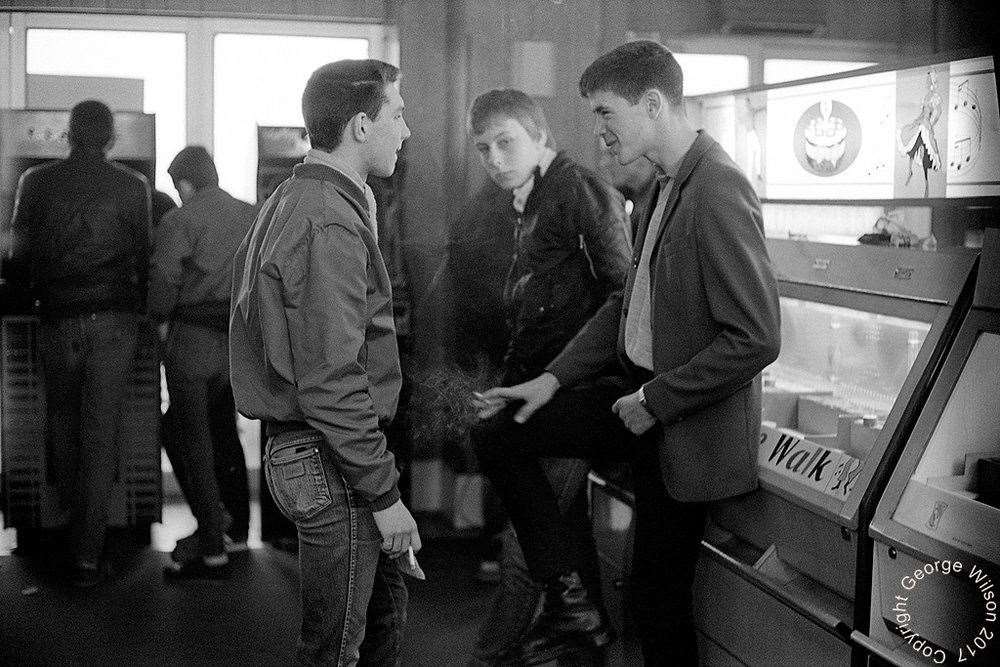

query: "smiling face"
left=367, top=83, right=410, bottom=178
left=472, top=116, right=548, bottom=191
left=588, top=88, right=651, bottom=165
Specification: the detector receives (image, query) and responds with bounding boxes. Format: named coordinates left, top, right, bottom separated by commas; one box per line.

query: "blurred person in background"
left=9, top=99, right=151, bottom=588
left=148, top=145, right=255, bottom=579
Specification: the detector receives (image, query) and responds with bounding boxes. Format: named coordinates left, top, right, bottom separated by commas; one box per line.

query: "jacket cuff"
left=544, top=360, right=576, bottom=389
left=370, top=485, right=401, bottom=512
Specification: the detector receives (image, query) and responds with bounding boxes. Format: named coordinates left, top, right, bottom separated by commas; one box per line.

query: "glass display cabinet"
left=865, top=228, right=1000, bottom=666
left=691, top=238, right=977, bottom=665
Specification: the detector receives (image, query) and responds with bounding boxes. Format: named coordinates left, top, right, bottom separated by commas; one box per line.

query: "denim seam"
left=337, top=473, right=358, bottom=667
left=380, top=562, right=405, bottom=656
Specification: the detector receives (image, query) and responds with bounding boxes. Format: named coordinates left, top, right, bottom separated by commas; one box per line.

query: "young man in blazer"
left=477, top=41, right=781, bottom=665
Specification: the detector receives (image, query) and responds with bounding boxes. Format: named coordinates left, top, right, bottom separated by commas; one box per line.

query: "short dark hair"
left=468, top=89, right=550, bottom=144
left=579, top=41, right=684, bottom=107
left=168, top=145, right=219, bottom=191
left=68, top=100, right=115, bottom=150
left=302, top=59, right=399, bottom=151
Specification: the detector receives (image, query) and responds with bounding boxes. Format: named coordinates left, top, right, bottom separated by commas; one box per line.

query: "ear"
left=350, top=112, right=370, bottom=143
left=643, top=89, right=664, bottom=119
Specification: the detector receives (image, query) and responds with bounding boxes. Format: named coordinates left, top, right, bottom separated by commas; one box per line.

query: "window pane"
left=214, top=33, right=369, bottom=203
left=26, top=29, right=186, bottom=200
left=675, top=53, right=750, bottom=96
left=764, top=59, right=875, bottom=85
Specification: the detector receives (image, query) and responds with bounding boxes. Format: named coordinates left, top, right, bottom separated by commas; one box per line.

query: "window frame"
left=1, top=11, right=392, bottom=161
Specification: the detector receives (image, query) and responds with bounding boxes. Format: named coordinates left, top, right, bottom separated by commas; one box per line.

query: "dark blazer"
left=548, top=131, right=781, bottom=502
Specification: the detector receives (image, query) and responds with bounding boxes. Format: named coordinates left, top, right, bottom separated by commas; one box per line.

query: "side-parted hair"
left=168, top=145, right=219, bottom=191
left=579, top=40, right=684, bottom=107
left=68, top=100, right=115, bottom=150
left=302, top=59, right=399, bottom=151
left=468, top=89, right=551, bottom=145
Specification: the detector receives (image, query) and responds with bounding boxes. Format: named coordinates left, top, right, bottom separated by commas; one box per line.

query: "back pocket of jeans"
left=264, top=433, right=332, bottom=523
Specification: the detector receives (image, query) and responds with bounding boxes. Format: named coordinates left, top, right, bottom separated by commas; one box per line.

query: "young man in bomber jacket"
left=230, top=60, right=420, bottom=665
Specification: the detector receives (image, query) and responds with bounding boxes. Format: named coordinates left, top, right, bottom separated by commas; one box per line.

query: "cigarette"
left=407, top=546, right=417, bottom=568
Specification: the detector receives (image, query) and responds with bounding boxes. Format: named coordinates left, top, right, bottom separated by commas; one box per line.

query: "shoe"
left=224, top=534, right=249, bottom=553
left=476, top=559, right=501, bottom=584
left=173, top=531, right=248, bottom=562
left=170, top=509, right=235, bottom=562
left=517, top=572, right=613, bottom=666
left=70, top=560, right=106, bottom=589
left=164, top=555, right=232, bottom=580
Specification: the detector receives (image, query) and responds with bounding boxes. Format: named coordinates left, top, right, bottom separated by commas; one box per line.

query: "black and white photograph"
left=0, top=1, right=998, bottom=665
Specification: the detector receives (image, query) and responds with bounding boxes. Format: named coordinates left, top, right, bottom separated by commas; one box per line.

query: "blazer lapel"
left=649, top=131, right=715, bottom=255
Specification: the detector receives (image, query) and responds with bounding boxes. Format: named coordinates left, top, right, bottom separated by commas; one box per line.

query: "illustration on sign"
left=794, top=99, right=862, bottom=176
left=948, top=79, right=982, bottom=176
left=896, top=69, right=946, bottom=198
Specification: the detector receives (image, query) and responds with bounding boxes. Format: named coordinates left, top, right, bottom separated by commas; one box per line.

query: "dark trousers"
left=163, top=322, right=236, bottom=556
left=161, top=382, right=250, bottom=541
left=474, top=380, right=707, bottom=665
left=39, top=311, right=139, bottom=563
left=475, top=457, right=600, bottom=660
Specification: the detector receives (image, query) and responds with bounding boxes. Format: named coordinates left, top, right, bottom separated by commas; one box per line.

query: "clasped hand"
left=611, top=389, right=656, bottom=435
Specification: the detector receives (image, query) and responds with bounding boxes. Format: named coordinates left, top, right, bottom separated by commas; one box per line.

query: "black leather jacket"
left=502, top=152, right=630, bottom=384
left=10, top=148, right=151, bottom=317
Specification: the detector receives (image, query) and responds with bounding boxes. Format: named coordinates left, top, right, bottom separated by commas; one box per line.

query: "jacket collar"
left=523, top=150, right=570, bottom=215
left=183, top=185, right=224, bottom=207
left=635, top=130, right=717, bottom=251
left=665, top=129, right=713, bottom=191
left=291, top=161, right=369, bottom=218
left=68, top=146, right=108, bottom=162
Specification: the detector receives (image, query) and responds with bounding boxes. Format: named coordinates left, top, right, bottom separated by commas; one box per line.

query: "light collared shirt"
left=304, top=148, right=379, bottom=242
left=624, top=175, right=673, bottom=370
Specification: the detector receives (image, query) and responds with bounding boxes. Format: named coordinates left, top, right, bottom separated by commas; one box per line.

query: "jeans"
left=40, top=311, right=139, bottom=563
left=474, top=379, right=707, bottom=665
left=163, top=322, right=234, bottom=556
left=474, top=457, right=600, bottom=660
left=264, top=428, right=407, bottom=667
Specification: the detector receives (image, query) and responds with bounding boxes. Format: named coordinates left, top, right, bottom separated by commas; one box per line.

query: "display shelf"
left=749, top=239, right=977, bottom=528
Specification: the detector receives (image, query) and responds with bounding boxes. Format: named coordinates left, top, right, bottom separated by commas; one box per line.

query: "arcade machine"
left=861, top=177, right=1000, bottom=666
left=0, top=109, right=161, bottom=542
left=254, top=126, right=311, bottom=548
left=254, top=126, right=414, bottom=545
left=590, top=52, right=997, bottom=665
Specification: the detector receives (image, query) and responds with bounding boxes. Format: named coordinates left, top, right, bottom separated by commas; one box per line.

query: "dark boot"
left=517, top=572, right=613, bottom=666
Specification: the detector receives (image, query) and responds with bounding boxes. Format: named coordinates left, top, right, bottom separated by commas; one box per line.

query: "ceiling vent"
left=720, top=0, right=828, bottom=37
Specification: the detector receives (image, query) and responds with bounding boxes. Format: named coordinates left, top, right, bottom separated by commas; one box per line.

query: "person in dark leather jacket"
left=9, top=100, right=151, bottom=588
left=467, top=89, right=631, bottom=665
